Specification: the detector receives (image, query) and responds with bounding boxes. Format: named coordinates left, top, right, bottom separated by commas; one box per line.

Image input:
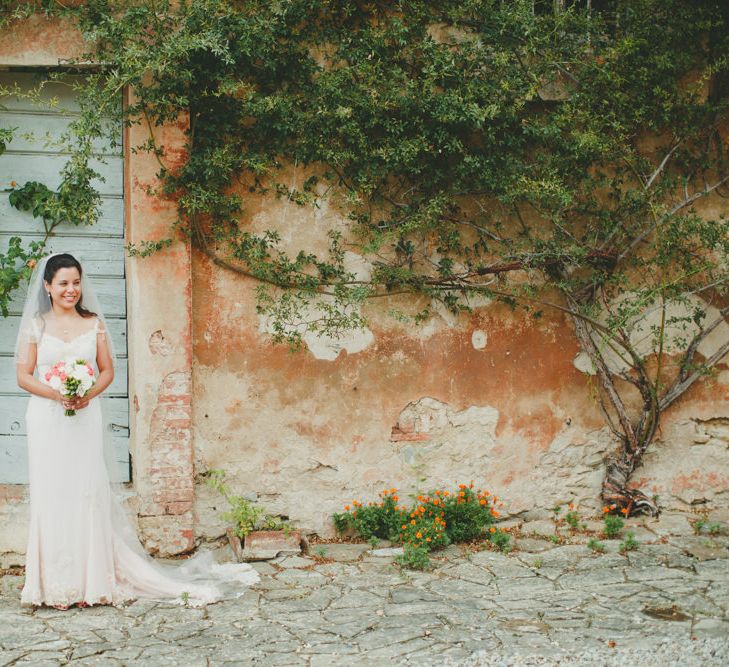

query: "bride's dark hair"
left=41, top=253, right=97, bottom=318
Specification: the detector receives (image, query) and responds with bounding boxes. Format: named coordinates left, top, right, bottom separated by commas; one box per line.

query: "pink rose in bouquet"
left=43, top=358, right=96, bottom=416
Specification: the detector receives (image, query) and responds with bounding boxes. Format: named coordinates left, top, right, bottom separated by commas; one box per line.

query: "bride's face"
left=44, top=267, right=82, bottom=312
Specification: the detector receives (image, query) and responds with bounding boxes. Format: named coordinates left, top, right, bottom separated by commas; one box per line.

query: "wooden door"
left=0, top=71, right=129, bottom=483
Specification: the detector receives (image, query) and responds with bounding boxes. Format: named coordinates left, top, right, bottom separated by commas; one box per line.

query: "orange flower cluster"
left=335, top=481, right=506, bottom=554
left=602, top=503, right=630, bottom=516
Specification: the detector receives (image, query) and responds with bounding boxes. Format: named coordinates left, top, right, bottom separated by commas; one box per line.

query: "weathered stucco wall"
left=1, top=15, right=728, bottom=564
left=190, top=171, right=729, bottom=539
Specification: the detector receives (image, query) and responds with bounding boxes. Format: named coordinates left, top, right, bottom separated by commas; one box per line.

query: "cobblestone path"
left=1, top=512, right=727, bottom=665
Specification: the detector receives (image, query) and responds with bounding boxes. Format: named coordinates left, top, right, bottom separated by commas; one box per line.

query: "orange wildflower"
left=416, top=531, right=422, bottom=538
left=345, top=505, right=350, bottom=511
left=620, top=507, right=629, bottom=515
left=410, top=519, right=416, bottom=525
left=603, top=506, right=610, bottom=513
left=489, top=527, right=497, bottom=533
left=479, top=499, right=486, bottom=505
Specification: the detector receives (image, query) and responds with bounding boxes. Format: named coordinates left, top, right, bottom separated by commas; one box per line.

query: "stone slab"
left=238, top=530, right=303, bottom=562
left=313, top=543, right=370, bottom=562
left=514, top=537, right=554, bottom=553
left=521, top=520, right=558, bottom=538
left=368, top=547, right=404, bottom=557
left=2, top=510, right=728, bottom=665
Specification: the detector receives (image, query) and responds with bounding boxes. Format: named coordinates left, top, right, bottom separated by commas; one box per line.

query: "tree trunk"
left=602, top=442, right=659, bottom=516
left=565, top=291, right=660, bottom=517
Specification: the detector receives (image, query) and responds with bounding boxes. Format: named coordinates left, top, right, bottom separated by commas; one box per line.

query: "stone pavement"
left=1, top=511, right=728, bottom=666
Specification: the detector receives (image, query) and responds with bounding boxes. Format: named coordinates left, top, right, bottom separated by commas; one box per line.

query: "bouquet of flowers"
left=43, top=358, right=96, bottom=416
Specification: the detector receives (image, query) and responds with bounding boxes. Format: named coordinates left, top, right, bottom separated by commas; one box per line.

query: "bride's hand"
left=64, top=394, right=91, bottom=410
left=72, top=396, right=91, bottom=411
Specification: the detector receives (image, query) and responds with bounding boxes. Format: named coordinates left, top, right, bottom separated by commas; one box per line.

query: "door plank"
left=0, top=196, right=124, bottom=237
left=0, top=435, right=130, bottom=483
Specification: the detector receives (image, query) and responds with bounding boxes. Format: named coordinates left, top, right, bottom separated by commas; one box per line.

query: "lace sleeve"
left=95, top=317, right=107, bottom=340
left=15, top=318, right=40, bottom=365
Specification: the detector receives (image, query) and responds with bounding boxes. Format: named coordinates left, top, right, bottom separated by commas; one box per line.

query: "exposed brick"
left=390, top=427, right=430, bottom=442
left=164, top=501, right=194, bottom=514
left=139, top=368, right=196, bottom=554
left=157, top=371, right=192, bottom=403
left=138, top=512, right=195, bottom=556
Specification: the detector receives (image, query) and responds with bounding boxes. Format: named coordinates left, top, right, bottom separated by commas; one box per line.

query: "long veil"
left=15, top=252, right=259, bottom=607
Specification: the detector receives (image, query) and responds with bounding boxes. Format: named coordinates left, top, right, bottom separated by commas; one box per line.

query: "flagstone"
left=1, top=512, right=728, bottom=663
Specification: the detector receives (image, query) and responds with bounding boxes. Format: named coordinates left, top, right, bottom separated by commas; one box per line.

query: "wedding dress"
left=18, top=256, right=260, bottom=609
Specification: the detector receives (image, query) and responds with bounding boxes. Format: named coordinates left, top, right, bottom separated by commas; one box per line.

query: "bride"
left=15, top=252, right=259, bottom=609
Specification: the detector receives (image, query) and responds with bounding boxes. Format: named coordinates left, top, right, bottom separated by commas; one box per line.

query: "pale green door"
left=0, top=70, right=129, bottom=483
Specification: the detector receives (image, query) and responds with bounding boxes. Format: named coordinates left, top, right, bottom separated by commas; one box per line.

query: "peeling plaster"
left=390, top=397, right=500, bottom=473
left=149, top=330, right=172, bottom=356
left=471, top=329, right=488, bottom=350
left=258, top=303, right=375, bottom=361
left=573, top=294, right=729, bottom=375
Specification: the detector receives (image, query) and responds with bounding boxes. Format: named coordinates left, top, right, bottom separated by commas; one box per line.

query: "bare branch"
left=660, top=337, right=729, bottom=411
left=573, top=313, right=639, bottom=451
left=667, top=173, right=729, bottom=218
left=645, top=141, right=682, bottom=190
left=617, top=174, right=729, bottom=263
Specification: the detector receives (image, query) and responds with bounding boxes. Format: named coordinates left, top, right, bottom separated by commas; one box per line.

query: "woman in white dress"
left=15, top=253, right=259, bottom=610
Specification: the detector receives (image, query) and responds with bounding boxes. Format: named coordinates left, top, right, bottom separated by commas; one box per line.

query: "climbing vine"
left=0, top=70, right=108, bottom=315
left=2, top=0, right=729, bottom=514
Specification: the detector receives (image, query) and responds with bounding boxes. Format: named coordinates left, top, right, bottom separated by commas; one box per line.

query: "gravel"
left=447, top=638, right=729, bottom=666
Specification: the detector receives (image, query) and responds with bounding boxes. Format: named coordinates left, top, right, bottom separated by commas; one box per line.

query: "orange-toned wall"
left=189, top=182, right=729, bottom=538
left=1, top=15, right=728, bottom=565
